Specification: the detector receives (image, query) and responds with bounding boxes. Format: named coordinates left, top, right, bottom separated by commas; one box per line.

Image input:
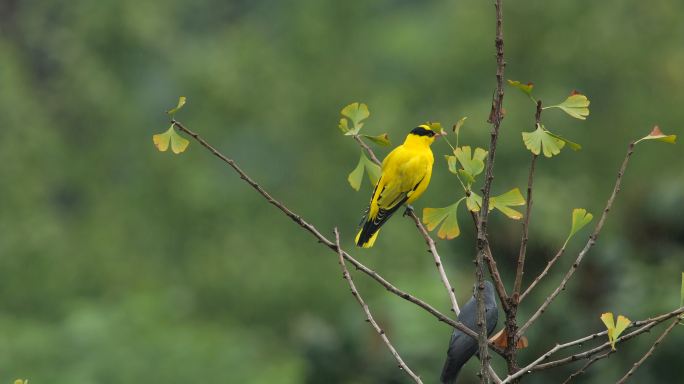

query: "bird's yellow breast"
left=368, top=139, right=434, bottom=218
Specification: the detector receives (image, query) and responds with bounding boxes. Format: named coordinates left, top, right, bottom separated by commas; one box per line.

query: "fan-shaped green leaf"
left=362, top=133, right=391, bottom=146
left=635, top=126, right=677, bottom=145
left=341, top=102, right=370, bottom=134
left=362, top=154, right=381, bottom=185
left=466, top=193, right=482, bottom=212
left=522, top=125, right=566, bottom=157
left=166, top=96, right=186, bottom=116
left=153, top=125, right=189, bottom=154
left=347, top=155, right=365, bottom=191
left=490, top=188, right=526, bottom=219
left=507, top=80, right=534, bottom=98
left=546, top=131, right=582, bottom=151
left=567, top=208, right=593, bottom=244
left=338, top=118, right=350, bottom=133
left=601, top=312, right=631, bottom=350
left=546, top=93, right=590, bottom=120
left=423, top=200, right=463, bottom=240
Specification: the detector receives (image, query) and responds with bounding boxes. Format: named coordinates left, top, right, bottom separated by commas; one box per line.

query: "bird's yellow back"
left=356, top=125, right=437, bottom=248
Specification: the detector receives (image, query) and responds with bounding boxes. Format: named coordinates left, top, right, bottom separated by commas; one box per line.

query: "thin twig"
left=518, top=142, right=636, bottom=337
left=512, top=100, right=542, bottom=299
left=353, top=135, right=461, bottom=316
left=519, top=245, right=566, bottom=302
left=353, top=135, right=382, bottom=165
left=530, top=306, right=684, bottom=373
left=475, top=0, right=507, bottom=380
left=512, top=153, right=537, bottom=298
left=334, top=228, right=423, bottom=384
left=408, top=209, right=461, bottom=316
left=501, top=307, right=684, bottom=381
left=616, top=318, right=680, bottom=384
left=170, top=120, right=503, bottom=353
left=561, top=351, right=613, bottom=384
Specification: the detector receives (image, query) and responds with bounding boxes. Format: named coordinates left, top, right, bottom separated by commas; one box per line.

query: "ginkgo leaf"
left=507, top=80, right=535, bottom=98
left=14, top=380, right=28, bottom=384
left=566, top=208, right=594, bottom=245
left=490, top=188, right=526, bottom=220
left=601, top=312, right=631, bottom=350
left=170, top=130, right=190, bottom=154
left=490, top=328, right=529, bottom=350
left=446, top=155, right=458, bottom=174
left=338, top=118, right=350, bottom=133
left=466, top=193, right=482, bottom=212
left=423, top=200, right=464, bottom=240
left=153, top=127, right=172, bottom=152
left=546, top=93, right=590, bottom=120
left=522, top=124, right=566, bottom=157
left=635, top=126, right=677, bottom=145
left=615, top=315, right=631, bottom=338
left=546, top=131, right=582, bottom=151
left=166, top=96, right=186, bottom=116
left=348, top=153, right=380, bottom=191
left=362, top=155, right=381, bottom=185
left=454, top=146, right=488, bottom=180
left=348, top=156, right=365, bottom=191
left=465, top=190, right=525, bottom=220
left=153, top=125, right=190, bottom=154
left=362, top=133, right=391, bottom=146
left=341, top=102, right=370, bottom=134
left=458, top=169, right=475, bottom=185
left=453, top=117, right=468, bottom=135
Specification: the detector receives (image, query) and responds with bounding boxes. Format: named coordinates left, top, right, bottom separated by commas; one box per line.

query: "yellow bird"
left=356, top=124, right=438, bottom=248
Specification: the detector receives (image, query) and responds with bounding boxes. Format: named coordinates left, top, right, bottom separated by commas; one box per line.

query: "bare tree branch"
left=407, top=208, right=461, bottom=316
left=561, top=351, right=613, bottom=384
left=530, top=306, right=684, bottom=373
left=519, top=245, right=566, bottom=302
left=471, top=212, right=510, bottom=311
left=616, top=318, right=680, bottom=384
left=353, top=134, right=382, bottom=165
left=501, top=307, right=684, bottom=382
left=351, top=135, right=461, bottom=316
left=334, top=228, right=423, bottom=384
left=518, top=142, right=636, bottom=337
left=469, top=0, right=509, bottom=380
left=476, top=0, right=507, bottom=380
left=512, top=100, right=542, bottom=299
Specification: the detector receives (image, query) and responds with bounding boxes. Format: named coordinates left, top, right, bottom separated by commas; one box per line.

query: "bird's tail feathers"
left=440, top=359, right=463, bottom=384
left=355, top=228, right=380, bottom=248
left=355, top=198, right=407, bottom=248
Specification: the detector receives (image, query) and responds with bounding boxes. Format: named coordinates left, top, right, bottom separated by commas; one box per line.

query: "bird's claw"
left=403, top=205, right=415, bottom=217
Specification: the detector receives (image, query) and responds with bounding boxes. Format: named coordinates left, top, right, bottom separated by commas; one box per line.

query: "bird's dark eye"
left=410, top=126, right=434, bottom=137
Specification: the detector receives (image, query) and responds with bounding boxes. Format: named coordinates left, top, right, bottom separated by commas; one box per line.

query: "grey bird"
left=440, top=280, right=499, bottom=384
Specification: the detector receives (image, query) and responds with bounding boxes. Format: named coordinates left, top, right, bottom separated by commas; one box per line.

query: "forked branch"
left=334, top=228, right=423, bottom=384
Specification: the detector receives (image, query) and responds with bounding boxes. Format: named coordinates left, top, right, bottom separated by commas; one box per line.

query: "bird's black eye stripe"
left=410, top=126, right=435, bottom=137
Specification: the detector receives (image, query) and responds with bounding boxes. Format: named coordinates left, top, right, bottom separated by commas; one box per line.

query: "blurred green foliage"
left=0, top=0, right=683, bottom=383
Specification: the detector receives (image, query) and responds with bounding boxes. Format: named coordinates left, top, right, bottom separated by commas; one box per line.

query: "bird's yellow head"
left=404, top=124, right=439, bottom=147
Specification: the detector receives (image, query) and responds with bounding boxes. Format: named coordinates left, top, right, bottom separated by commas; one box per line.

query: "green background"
left=1, top=0, right=683, bottom=383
